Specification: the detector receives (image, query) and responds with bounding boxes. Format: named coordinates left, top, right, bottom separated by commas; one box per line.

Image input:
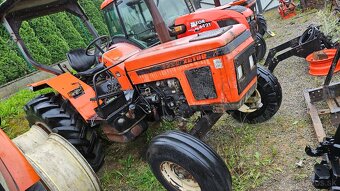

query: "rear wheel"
left=147, top=131, right=232, bottom=191
left=231, top=66, right=282, bottom=123
left=24, top=93, right=104, bottom=171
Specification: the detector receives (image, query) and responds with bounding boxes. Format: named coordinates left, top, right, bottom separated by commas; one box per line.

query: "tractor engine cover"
left=125, top=24, right=257, bottom=111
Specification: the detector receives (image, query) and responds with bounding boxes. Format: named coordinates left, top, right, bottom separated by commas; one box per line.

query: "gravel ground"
left=208, top=9, right=339, bottom=191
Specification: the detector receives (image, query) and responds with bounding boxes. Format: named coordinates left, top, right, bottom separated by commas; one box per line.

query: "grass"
left=0, top=88, right=51, bottom=138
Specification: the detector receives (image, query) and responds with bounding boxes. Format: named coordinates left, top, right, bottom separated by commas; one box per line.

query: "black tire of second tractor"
left=255, top=33, right=267, bottom=61
left=256, top=14, right=267, bottom=36
left=24, top=93, right=104, bottom=171
left=147, top=131, right=232, bottom=191
left=231, top=66, right=282, bottom=124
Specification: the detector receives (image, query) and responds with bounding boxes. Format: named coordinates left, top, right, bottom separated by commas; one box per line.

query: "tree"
left=50, top=12, right=86, bottom=49
left=68, top=13, right=93, bottom=44
left=79, top=0, right=109, bottom=35
left=19, top=21, right=52, bottom=65
left=29, top=16, right=70, bottom=63
left=0, top=35, right=29, bottom=84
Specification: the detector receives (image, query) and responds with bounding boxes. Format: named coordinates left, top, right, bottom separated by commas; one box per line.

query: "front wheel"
left=231, top=66, right=282, bottom=123
left=147, top=131, right=232, bottom=191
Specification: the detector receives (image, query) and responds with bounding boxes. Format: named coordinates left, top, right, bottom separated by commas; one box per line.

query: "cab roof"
left=101, top=0, right=114, bottom=10
left=0, top=0, right=84, bottom=20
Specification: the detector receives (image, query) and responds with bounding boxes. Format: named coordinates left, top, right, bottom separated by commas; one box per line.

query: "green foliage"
left=50, top=12, right=86, bottom=49
left=29, top=16, right=70, bottom=63
left=68, top=13, right=93, bottom=44
left=19, top=21, right=52, bottom=65
left=0, top=0, right=110, bottom=84
left=317, top=9, right=340, bottom=42
left=0, top=27, right=29, bottom=84
left=79, top=0, right=109, bottom=35
left=0, top=89, right=52, bottom=138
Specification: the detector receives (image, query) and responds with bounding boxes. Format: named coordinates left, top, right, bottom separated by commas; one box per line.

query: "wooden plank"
left=327, top=98, right=340, bottom=113
left=304, top=89, right=327, bottom=142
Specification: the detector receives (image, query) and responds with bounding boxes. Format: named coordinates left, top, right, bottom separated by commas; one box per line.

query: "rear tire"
left=147, top=131, right=232, bottom=191
left=231, top=66, right=282, bottom=123
left=24, top=93, right=104, bottom=171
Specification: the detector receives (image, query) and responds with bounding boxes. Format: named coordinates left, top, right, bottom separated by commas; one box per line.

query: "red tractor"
left=101, top=0, right=268, bottom=61
left=1, top=0, right=282, bottom=190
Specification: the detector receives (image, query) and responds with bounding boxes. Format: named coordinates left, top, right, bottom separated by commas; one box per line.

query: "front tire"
left=147, top=131, right=232, bottom=191
left=231, top=66, right=282, bottom=123
left=24, top=93, right=104, bottom=171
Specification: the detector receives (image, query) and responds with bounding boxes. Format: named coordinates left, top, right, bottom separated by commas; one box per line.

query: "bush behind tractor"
left=0, top=0, right=282, bottom=190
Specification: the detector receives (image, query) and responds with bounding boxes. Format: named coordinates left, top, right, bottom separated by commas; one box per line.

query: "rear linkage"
left=305, top=47, right=340, bottom=191
left=264, top=25, right=336, bottom=72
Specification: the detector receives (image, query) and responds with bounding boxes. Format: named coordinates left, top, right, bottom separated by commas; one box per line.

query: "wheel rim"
left=238, top=89, right=263, bottom=113
left=160, top=161, right=201, bottom=191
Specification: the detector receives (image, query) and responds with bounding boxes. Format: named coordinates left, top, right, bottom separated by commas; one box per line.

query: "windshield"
left=103, top=0, right=159, bottom=47
left=103, top=0, right=193, bottom=48
left=156, top=0, right=190, bottom=25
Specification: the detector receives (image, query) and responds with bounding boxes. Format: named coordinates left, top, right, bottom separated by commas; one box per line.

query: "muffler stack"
left=13, top=125, right=101, bottom=191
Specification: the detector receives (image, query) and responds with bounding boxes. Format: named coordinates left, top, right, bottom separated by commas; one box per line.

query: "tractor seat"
left=67, top=49, right=96, bottom=72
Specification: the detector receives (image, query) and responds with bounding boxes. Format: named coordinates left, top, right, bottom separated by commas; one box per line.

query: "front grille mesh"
left=185, top=66, right=217, bottom=100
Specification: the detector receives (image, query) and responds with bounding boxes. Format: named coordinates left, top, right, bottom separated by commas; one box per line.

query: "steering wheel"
left=85, top=35, right=111, bottom=56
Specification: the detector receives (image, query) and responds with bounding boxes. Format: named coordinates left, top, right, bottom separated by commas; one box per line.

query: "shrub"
left=29, top=16, right=70, bottom=63
left=50, top=12, right=87, bottom=49
left=79, top=0, right=109, bottom=35
left=19, top=21, right=52, bottom=65
left=0, top=46, right=29, bottom=83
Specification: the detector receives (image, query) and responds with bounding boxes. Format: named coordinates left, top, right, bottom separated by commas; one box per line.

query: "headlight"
left=249, top=55, right=255, bottom=69
left=237, top=65, right=243, bottom=80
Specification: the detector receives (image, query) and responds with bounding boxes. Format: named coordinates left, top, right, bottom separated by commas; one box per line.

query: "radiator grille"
left=185, top=66, right=217, bottom=100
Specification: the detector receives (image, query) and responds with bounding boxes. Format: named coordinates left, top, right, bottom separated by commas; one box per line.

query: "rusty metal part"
left=102, top=122, right=147, bottom=143
left=190, top=112, right=223, bottom=139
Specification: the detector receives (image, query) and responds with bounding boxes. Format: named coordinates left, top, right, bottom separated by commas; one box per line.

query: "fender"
left=29, top=73, right=98, bottom=121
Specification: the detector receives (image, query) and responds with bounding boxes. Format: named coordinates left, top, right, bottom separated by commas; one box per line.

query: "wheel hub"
left=238, top=89, right=263, bottom=113
left=160, top=161, right=201, bottom=191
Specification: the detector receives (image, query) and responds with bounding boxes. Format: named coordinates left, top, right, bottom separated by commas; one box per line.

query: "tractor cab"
left=101, top=0, right=255, bottom=49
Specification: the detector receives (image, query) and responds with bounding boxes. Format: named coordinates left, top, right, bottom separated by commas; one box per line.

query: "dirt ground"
left=98, top=9, right=339, bottom=191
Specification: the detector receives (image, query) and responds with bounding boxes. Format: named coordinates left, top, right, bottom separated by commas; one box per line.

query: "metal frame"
left=305, top=46, right=340, bottom=190
left=264, top=25, right=335, bottom=72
